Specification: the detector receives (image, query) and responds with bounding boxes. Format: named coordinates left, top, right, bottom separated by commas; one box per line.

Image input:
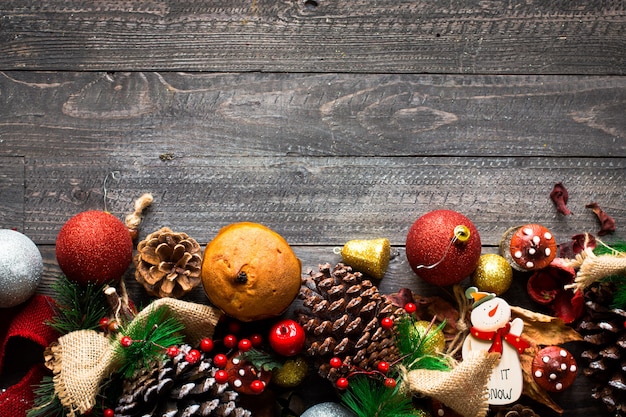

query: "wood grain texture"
left=0, top=1, right=624, bottom=74
left=1, top=72, right=624, bottom=158
left=24, top=156, right=626, bottom=246
left=0, top=157, right=24, bottom=230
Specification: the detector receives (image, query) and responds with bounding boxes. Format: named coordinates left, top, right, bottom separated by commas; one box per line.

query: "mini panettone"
left=134, top=227, right=203, bottom=298
left=201, top=222, right=302, bottom=322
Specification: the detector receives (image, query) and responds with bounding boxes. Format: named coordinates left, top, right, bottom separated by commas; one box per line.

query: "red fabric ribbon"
left=0, top=295, right=59, bottom=417
left=470, top=323, right=530, bottom=355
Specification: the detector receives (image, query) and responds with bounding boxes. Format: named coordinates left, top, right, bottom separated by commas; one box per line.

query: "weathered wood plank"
left=1, top=72, right=625, bottom=158
left=0, top=156, right=24, bottom=230
left=0, top=1, right=624, bottom=74
left=24, top=156, right=626, bottom=246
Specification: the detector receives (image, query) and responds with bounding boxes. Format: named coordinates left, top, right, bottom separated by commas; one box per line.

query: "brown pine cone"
left=297, top=262, right=404, bottom=383
left=575, top=281, right=626, bottom=415
left=492, top=403, right=541, bottom=417
left=135, top=227, right=202, bottom=298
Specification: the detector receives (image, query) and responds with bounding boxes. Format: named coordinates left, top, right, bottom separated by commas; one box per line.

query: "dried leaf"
left=586, top=202, right=616, bottom=236
left=550, top=182, right=572, bottom=215
left=510, top=306, right=583, bottom=414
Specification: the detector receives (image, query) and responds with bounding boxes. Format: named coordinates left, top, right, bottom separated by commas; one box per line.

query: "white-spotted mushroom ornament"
left=462, top=287, right=531, bottom=405
left=532, top=346, right=577, bottom=392
left=499, top=224, right=557, bottom=271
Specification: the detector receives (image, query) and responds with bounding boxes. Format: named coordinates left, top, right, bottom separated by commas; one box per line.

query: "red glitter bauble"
left=405, top=209, right=481, bottom=286
left=56, top=210, right=133, bottom=286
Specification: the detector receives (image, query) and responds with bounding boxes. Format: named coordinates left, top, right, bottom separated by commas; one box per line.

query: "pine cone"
left=575, top=282, right=626, bottom=415
left=114, top=344, right=251, bottom=417
left=297, top=262, right=404, bottom=383
left=135, top=227, right=202, bottom=298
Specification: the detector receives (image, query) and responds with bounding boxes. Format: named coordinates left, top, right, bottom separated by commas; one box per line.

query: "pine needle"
left=341, top=375, right=416, bottom=417
left=115, top=305, right=185, bottom=379
left=593, top=241, right=626, bottom=309
left=395, top=314, right=451, bottom=372
left=47, top=275, right=109, bottom=334
left=26, top=376, right=64, bottom=417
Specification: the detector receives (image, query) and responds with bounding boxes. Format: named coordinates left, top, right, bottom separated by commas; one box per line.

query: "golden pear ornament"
left=339, top=238, right=391, bottom=279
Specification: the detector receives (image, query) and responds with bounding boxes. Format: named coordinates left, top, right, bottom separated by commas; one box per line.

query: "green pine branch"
left=47, top=275, right=110, bottom=334
left=26, top=376, right=64, bottom=417
left=115, top=306, right=185, bottom=379
left=341, top=375, right=416, bottom=417
left=395, top=315, right=451, bottom=372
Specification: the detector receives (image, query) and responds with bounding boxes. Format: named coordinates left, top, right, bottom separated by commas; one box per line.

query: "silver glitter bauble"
left=0, top=229, right=43, bottom=308
left=301, top=402, right=356, bottom=417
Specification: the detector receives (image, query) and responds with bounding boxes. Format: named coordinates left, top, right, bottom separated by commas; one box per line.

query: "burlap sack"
left=45, top=298, right=221, bottom=417
left=403, top=351, right=500, bottom=417
left=564, top=248, right=626, bottom=293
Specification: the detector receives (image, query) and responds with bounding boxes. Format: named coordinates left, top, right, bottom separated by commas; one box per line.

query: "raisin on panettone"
left=135, top=227, right=202, bottom=298
left=297, top=263, right=404, bottom=383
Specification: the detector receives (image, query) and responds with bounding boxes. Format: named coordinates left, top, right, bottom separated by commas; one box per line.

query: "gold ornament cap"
left=340, top=238, right=391, bottom=279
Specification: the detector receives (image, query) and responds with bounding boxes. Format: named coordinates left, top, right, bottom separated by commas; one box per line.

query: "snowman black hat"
left=465, top=286, right=495, bottom=308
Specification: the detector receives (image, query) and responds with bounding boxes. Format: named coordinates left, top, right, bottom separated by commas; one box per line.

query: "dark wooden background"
left=1, top=1, right=625, bottom=416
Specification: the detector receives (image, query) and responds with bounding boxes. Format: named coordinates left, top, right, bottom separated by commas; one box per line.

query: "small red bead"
left=336, top=377, right=349, bottom=390
left=404, top=302, right=417, bottom=314
left=214, top=353, right=228, bottom=368
left=238, top=338, right=252, bottom=352
left=384, top=377, right=397, bottom=388
left=223, top=334, right=238, bottom=349
left=381, top=317, right=394, bottom=329
left=99, top=317, right=110, bottom=331
left=215, top=369, right=229, bottom=384
left=200, top=338, right=214, bottom=352
left=228, top=320, right=242, bottom=334
left=249, top=333, right=263, bottom=347
left=166, top=346, right=180, bottom=358
left=103, top=408, right=115, bottom=417
left=329, top=357, right=342, bottom=368
left=120, top=336, right=133, bottom=347
left=249, top=379, right=265, bottom=394
left=377, top=361, right=390, bottom=374
left=185, top=349, right=201, bottom=364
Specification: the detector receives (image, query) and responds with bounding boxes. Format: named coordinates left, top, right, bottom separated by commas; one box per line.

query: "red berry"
left=249, top=333, right=263, bottom=347
left=329, top=357, right=343, bottom=368
left=185, top=349, right=201, bottom=364
left=228, top=320, right=242, bottom=334
left=103, top=409, right=115, bottom=417
left=200, top=338, right=214, bottom=352
left=377, top=361, right=390, bottom=374
left=120, top=336, right=133, bottom=347
left=214, top=353, right=228, bottom=368
left=99, top=317, right=110, bottom=331
left=166, top=346, right=180, bottom=358
left=336, top=377, right=349, bottom=390
left=249, top=379, right=265, bottom=394
left=404, top=302, right=417, bottom=314
left=224, top=334, right=238, bottom=349
left=384, top=377, right=397, bottom=388
left=215, top=369, right=229, bottom=384
left=268, top=319, right=306, bottom=357
left=381, top=317, right=394, bottom=329
left=238, top=338, right=252, bottom=352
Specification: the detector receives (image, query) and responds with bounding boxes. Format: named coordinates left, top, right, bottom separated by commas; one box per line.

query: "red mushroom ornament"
left=405, top=209, right=481, bottom=286
left=499, top=224, right=557, bottom=272
left=532, top=346, right=577, bottom=392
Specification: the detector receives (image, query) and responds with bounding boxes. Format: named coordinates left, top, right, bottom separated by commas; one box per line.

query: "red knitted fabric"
left=0, top=295, right=59, bottom=417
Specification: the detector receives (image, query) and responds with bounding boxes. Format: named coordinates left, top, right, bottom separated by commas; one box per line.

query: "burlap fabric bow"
left=44, top=298, right=222, bottom=417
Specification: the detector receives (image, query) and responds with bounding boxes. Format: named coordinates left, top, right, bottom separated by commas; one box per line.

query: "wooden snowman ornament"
left=462, top=287, right=530, bottom=405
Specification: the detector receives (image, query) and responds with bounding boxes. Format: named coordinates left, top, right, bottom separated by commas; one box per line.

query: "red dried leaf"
left=550, top=182, right=572, bottom=215
left=558, top=233, right=596, bottom=259
left=586, top=202, right=616, bottom=236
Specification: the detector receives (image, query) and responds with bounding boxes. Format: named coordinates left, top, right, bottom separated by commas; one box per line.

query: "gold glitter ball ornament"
left=339, top=238, right=390, bottom=279
left=471, top=253, right=513, bottom=295
left=411, top=320, right=446, bottom=355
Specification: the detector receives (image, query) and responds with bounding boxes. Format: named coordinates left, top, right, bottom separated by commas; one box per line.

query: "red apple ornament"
left=405, top=209, right=481, bottom=286
left=269, top=319, right=306, bottom=357
left=56, top=210, right=133, bottom=286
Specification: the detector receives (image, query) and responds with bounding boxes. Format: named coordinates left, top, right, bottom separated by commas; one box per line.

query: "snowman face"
left=470, top=297, right=511, bottom=331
